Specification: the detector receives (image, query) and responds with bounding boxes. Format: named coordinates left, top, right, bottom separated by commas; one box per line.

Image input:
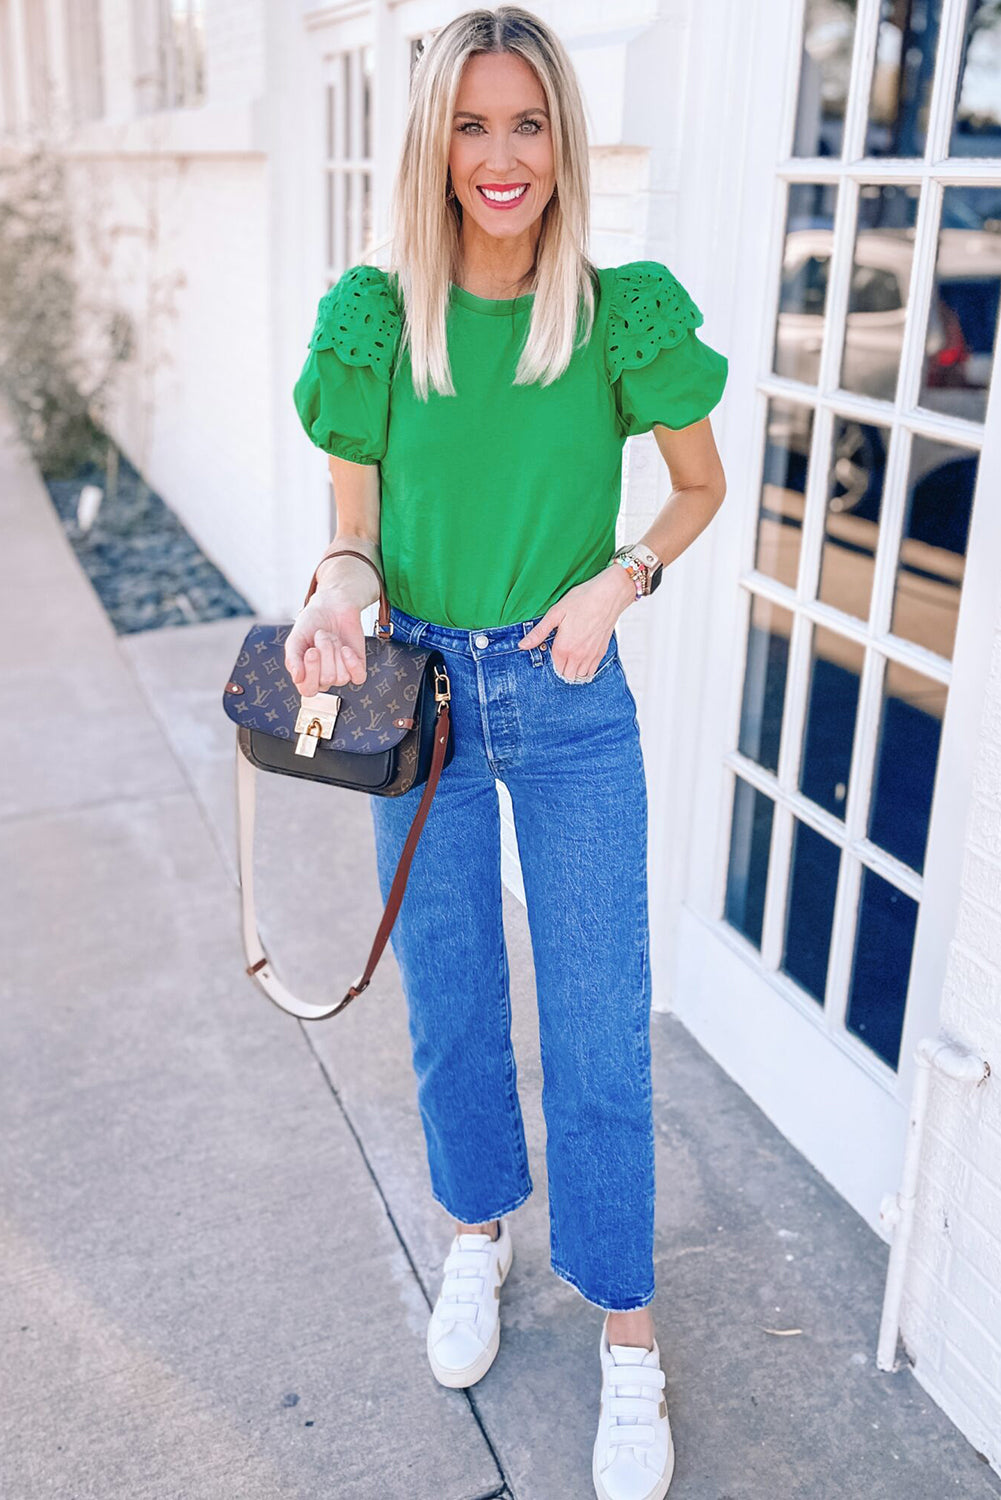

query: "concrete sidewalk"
left=2, top=405, right=999, bottom=1500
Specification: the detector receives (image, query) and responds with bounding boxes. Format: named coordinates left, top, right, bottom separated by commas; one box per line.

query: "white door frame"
left=648, top=0, right=1001, bottom=1230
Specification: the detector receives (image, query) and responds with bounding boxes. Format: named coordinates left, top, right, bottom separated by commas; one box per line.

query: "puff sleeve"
left=606, top=261, right=728, bottom=438
left=292, top=263, right=402, bottom=465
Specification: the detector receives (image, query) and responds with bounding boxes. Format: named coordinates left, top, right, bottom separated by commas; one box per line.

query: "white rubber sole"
left=426, top=1223, right=514, bottom=1389
left=592, top=1430, right=676, bottom=1500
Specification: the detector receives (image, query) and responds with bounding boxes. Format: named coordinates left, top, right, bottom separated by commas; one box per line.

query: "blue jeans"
left=369, top=603, right=656, bottom=1311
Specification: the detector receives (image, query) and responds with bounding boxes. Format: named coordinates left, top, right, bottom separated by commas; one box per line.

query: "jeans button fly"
left=474, top=633, right=490, bottom=648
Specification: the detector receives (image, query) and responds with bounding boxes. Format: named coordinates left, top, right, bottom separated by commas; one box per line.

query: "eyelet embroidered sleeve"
left=292, top=263, right=402, bottom=465
left=606, top=260, right=728, bottom=439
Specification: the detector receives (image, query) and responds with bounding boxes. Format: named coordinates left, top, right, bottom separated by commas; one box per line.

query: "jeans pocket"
left=544, top=631, right=619, bottom=685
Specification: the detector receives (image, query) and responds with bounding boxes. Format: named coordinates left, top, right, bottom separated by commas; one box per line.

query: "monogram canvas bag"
left=222, top=551, right=455, bottom=1020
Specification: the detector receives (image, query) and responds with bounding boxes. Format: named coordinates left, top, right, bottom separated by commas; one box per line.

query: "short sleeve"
left=605, top=260, right=728, bottom=438
left=292, top=263, right=402, bottom=465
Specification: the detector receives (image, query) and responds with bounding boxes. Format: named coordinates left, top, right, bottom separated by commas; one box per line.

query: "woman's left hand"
left=518, top=563, right=637, bottom=680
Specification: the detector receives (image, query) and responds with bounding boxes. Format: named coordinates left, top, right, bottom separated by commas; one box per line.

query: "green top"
left=292, top=259, right=728, bottom=629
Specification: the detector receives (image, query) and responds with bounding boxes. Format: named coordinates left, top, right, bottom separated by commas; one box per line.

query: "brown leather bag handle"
left=237, top=549, right=451, bottom=1020
left=301, top=546, right=392, bottom=630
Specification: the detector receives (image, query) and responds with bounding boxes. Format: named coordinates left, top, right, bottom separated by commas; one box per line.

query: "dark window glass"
left=865, top=0, right=943, bottom=158
left=754, top=398, right=815, bottom=589
left=800, top=625, right=864, bottom=820
left=840, top=185, right=921, bottom=401
left=817, top=416, right=888, bottom=620
left=867, top=660, right=946, bottom=873
left=774, top=183, right=839, bottom=383
left=792, top=0, right=859, bottom=158
left=890, top=434, right=977, bottom=661
left=951, top=0, right=1001, bottom=158
left=725, top=779, right=775, bottom=950
left=782, top=820, right=841, bottom=1003
left=738, top=595, right=794, bottom=774
left=919, top=186, right=1001, bottom=426
left=846, top=867, right=918, bottom=1069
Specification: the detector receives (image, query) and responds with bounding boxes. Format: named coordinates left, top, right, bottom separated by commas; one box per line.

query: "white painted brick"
left=968, top=796, right=1001, bottom=860
left=934, top=1343, right=1001, bottom=1462
left=593, top=190, right=649, bottom=236
left=914, top=1125, right=972, bottom=1208
left=939, top=1295, right=1001, bottom=1392
left=960, top=845, right=1001, bottom=913
left=955, top=894, right=1001, bottom=972
left=963, top=1160, right=1001, bottom=1247
left=972, top=737, right=1001, bottom=811
left=951, top=1251, right=1001, bottom=1340
left=590, top=146, right=651, bottom=196
left=948, top=1205, right=1001, bottom=1297
left=980, top=679, right=1001, bottom=749
left=940, top=941, right=1001, bottom=1037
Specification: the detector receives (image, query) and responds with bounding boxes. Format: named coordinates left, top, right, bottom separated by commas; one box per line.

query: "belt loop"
left=522, top=617, right=544, bottom=668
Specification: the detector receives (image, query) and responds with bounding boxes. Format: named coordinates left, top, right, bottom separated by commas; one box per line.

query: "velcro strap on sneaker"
left=609, top=1365, right=665, bottom=1392
left=607, top=1420, right=656, bottom=1447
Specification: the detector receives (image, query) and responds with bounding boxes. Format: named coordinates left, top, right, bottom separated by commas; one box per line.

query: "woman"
left=287, top=8, right=727, bottom=1497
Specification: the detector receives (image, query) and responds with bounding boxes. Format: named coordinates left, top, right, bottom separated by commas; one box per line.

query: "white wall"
left=8, top=0, right=281, bottom=610
left=900, top=595, right=1001, bottom=1469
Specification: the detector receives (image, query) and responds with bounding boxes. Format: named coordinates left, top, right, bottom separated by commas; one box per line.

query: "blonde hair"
left=381, top=6, right=597, bottom=400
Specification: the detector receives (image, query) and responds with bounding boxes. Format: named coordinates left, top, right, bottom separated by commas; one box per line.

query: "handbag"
left=221, top=549, right=455, bottom=1020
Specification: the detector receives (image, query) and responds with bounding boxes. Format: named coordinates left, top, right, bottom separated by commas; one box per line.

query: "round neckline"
left=449, top=281, right=535, bottom=315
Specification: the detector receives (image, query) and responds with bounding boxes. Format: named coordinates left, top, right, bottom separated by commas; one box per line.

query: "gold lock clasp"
left=293, top=692, right=342, bottom=756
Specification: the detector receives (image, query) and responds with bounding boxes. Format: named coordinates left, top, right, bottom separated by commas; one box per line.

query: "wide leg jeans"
left=370, top=602, right=656, bottom=1311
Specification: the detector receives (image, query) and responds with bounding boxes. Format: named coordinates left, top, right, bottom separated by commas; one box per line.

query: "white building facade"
left=2, top=0, right=999, bottom=1469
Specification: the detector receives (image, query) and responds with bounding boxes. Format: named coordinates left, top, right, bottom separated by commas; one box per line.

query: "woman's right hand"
left=285, top=556, right=379, bottom=693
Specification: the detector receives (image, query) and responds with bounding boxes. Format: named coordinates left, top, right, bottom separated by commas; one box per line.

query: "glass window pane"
left=840, top=185, right=921, bottom=401
left=868, top=659, right=946, bottom=873
left=754, top=397, right=814, bottom=588
left=363, top=44, right=373, bottom=158
left=344, top=47, right=354, bottom=158
left=799, top=625, right=864, bottom=819
left=817, top=416, right=888, bottom=620
left=325, top=170, right=334, bottom=272
left=782, top=820, right=841, bottom=1003
left=345, top=171, right=356, bottom=262
left=792, top=0, right=859, bottom=158
left=951, top=0, right=1001, bottom=157
left=919, top=186, right=1001, bottom=425
left=775, top=183, right=839, bottom=383
left=362, top=170, right=373, bottom=250
left=890, top=434, right=977, bottom=660
left=724, top=778, right=775, bottom=950
left=865, top=0, right=944, bottom=158
left=846, top=867, right=918, bottom=1069
left=738, top=594, right=794, bottom=773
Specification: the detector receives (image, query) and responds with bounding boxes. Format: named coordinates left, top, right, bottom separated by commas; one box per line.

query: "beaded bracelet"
left=612, top=554, right=645, bottom=601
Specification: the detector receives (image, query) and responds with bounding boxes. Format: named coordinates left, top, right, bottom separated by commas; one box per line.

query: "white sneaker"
left=426, top=1218, right=514, bottom=1388
left=592, top=1313, right=676, bottom=1500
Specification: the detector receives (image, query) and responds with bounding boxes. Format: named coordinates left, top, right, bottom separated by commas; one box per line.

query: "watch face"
left=647, top=565, right=663, bottom=594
